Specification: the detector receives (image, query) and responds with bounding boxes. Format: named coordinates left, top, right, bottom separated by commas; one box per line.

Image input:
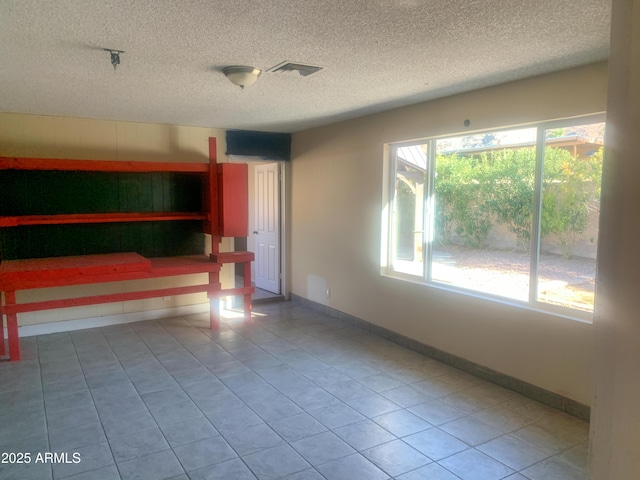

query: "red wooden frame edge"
left=0, top=157, right=209, bottom=173
left=2, top=284, right=221, bottom=315
left=0, top=212, right=207, bottom=228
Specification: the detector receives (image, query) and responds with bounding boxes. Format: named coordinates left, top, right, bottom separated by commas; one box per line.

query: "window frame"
left=383, top=113, right=606, bottom=321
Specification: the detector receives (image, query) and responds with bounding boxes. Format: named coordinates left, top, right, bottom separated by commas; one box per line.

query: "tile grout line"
left=69, top=326, right=125, bottom=480
left=6, top=302, right=589, bottom=480
left=290, top=294, right=590, bottom=421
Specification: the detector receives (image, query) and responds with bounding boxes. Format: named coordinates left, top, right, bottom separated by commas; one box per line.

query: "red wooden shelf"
left=0, top=254, right=220, bottom=291
left=0, top=212, right=207, bottom=228
left=0, top=252, right=151, bottom=285
left=0, top=140, right=254, bottom=362
left=2, top=283, right=220, bottom=316
left=0, top=156, right=209, bottom=173
left=211, top=251, right=255, bottom=264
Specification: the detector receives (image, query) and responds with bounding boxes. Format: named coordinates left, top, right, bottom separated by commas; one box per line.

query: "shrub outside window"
left=386, top=115, right=605, bottom=318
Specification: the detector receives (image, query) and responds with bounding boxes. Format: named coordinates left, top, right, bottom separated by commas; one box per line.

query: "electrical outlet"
left=163, top=296, right=171, bottom=301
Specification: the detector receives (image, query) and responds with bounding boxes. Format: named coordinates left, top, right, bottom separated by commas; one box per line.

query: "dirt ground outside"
left=430, top=245, right=596, bottom=311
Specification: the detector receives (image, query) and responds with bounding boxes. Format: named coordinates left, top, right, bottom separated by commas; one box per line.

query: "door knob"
left=253, top=231, right=258, bottom=234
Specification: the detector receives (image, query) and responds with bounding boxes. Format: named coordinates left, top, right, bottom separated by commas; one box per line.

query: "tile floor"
left=0, top=301, right=589, bottom=480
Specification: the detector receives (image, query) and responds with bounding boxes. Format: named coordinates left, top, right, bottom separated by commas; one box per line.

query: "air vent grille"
left=269, top=62, right=323, bottom=77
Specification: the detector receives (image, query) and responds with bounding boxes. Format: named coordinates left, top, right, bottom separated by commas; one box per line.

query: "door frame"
left=230, top=157, right=288, bottom=299
left=254, top=161, right=280, bottom=294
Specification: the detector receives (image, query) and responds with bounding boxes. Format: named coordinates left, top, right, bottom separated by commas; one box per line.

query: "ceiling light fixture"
left=223, top=66, right=261, bottom=89
left=103, top=48, right=124, bottom=72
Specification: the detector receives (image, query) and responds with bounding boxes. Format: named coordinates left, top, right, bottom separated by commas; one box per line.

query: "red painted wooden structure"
left=0, top=138, right=254, bottom=361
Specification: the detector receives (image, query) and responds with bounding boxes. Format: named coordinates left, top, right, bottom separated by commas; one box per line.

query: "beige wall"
left=0, top=113, right=234, bottom=326
left=290, top=63, right=608, bottom=404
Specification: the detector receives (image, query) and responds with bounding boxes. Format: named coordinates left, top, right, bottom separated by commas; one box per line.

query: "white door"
left=254, top=162, right=280, bottom=293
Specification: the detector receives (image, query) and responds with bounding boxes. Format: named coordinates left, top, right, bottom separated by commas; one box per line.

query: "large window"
left=385, top=115, right=605, bottom=318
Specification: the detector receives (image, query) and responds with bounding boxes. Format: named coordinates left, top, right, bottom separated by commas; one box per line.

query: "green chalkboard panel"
left=0, top=170, right=205, bottom=260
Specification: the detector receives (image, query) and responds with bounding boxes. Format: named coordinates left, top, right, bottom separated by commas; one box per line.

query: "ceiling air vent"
left=269, top=61, right=323, bottom=77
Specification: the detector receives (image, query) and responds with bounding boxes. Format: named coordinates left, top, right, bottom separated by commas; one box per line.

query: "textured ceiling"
left=0, top=0, right=611, bottom=133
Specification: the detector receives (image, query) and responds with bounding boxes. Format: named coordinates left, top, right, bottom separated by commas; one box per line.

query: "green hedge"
left=433, top=147, right=602, bottom=256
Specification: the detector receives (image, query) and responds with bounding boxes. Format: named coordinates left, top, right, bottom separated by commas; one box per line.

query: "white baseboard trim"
left=13, top=303, right=210, bottom=338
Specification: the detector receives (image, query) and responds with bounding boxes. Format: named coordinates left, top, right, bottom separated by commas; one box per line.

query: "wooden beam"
left=2, top=284, right=220, bottom=315
left=5, top=291, right=20, bottom=361
left=210, top=251, right=255, bottom=264
left=0, top=157, right=209, bottom=173
left=0, top=254, right=220, bottom=290
left=0, top=212, right=207, bottom=228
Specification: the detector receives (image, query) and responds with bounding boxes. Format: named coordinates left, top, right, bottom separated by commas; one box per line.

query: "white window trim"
left=382, top=113, right=606, bottom=322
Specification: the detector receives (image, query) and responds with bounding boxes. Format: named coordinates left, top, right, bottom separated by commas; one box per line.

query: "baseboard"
left=290, top=293, right=590, bottom=421
left=14, top=303, right=210, bottom=338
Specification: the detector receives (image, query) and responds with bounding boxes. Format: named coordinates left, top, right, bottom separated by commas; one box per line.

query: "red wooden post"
left=243, top=260, right=252, bottom=323
left=208, top=137, right=222, bottom=330
left=0, top=299, right=5, bottom=356
left=5, top=291, right=20, bottom=361
left=209, top=270, right=220, bottom=330
left=208, top=137, right=219, bottom=240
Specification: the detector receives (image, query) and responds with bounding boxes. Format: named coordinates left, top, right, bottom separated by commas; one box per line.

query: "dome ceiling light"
left=223, top=66, right=262, bottom=89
